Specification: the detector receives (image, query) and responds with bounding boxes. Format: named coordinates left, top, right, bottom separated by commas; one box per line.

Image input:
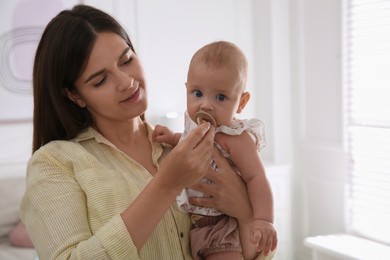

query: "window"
left=345, top=0, right=390, bottom=244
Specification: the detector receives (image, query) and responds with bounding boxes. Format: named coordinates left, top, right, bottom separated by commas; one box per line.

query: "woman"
left=20, top=5, right=274, bottom=259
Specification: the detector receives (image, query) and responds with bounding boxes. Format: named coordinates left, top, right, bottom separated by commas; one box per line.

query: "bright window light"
left=345, top=0, right=390, bottom=245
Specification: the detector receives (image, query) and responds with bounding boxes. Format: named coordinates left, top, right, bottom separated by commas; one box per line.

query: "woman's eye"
left=123, top=56, right=133, bottom=65
left=94, top=76, right=106, bottom=87
left=216, top=94, right=226, bottom=101
left=194, top=90, right=203, bottom=97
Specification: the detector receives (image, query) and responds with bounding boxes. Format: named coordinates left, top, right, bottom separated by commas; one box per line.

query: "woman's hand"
left=189, top=147, right=253, bottom=223
left=121, top=122, right=214, bottom=249
left=188, top=148, right=278, bottom=258
left=159, top=122, right=215, bottom=191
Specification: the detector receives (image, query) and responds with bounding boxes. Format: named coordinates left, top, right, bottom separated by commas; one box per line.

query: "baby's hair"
left=189, top=41, right=248, bottom=88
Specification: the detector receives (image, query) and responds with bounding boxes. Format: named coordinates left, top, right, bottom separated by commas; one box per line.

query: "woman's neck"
left=94, top=117, right=146, bottom=147
left=95, top=117, right=157, bottom=175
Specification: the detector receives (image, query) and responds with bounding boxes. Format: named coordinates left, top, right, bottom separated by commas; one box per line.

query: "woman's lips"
left=120, top=79, right=141, bottom=103
left=121, top=86, right=140, bottom=103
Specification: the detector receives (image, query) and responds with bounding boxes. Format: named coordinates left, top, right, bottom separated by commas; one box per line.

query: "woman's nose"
left=117, top=73, right=133, bottom=91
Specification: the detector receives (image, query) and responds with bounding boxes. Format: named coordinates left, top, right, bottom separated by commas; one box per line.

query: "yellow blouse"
left=20, top=123, right=274, bottom=260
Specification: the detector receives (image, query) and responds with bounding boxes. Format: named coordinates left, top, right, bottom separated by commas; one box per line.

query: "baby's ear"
left=237, top=92, right=250, bottom=113
left=63, top=88, right=86, bottom=108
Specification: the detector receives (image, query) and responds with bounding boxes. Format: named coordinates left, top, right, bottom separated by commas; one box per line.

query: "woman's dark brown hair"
left=32, top=4, right=137, bottom=152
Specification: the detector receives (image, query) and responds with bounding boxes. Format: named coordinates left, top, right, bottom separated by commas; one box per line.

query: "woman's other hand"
left=189, top=147, right=253, bottom=223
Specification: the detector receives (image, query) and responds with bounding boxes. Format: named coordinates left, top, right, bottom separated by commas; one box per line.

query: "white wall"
left=290, top=0, right=346, bottom=259
left=0, top=0, right=79, bottom=178
left=253, top=0, right=292, bottom=163
left=0, top=123, right=32, bottom=178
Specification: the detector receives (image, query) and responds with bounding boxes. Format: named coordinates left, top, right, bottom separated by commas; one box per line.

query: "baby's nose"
left=200, top=99, right=213, bottom=111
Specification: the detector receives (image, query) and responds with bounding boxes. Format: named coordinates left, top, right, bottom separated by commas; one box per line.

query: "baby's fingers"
left=250, top=229, right=262, bottom=246
left=259, top=230, right=278, bottom=256
left=261, top=235, right=272, bottom=255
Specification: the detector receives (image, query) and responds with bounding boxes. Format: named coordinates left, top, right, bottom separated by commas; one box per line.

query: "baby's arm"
left=152, top=124, right=182, bottom=146
left=216, top=132, right=277, bottom=258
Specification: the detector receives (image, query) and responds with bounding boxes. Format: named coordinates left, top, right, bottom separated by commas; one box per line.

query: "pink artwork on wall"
left=0, top=0, right=79, bottom=122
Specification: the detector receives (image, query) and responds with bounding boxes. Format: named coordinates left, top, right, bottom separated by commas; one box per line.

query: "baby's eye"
left=216, top=94, right=226, bottom=101
left=194, top=90, right=203, bottom=97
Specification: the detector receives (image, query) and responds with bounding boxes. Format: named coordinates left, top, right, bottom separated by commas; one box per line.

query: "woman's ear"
left=63, top=88, right=86, bottom=108
left=237, top=91, right=250, bottom=113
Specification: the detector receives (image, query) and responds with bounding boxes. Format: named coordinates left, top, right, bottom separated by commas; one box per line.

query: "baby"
left=153, top=41, right=277, bottom=260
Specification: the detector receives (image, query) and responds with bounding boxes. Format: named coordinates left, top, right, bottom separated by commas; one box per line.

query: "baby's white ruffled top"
left=177, top=111, right=267, bottom=216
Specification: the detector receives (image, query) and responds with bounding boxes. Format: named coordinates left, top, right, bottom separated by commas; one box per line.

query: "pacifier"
left=194, top=111, right=217, bottom=127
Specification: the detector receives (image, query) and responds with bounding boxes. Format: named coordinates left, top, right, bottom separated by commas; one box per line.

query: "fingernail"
left=202, top=122, right=210, bottom=133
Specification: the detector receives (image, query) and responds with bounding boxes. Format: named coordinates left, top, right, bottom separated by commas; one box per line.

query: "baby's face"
left=186, top=63, right=245, bottom=127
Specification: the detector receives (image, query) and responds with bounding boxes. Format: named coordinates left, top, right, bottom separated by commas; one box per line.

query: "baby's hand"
left=152, top=125, right=176, bottom=146
left=250, top=219, right=278, bottom=256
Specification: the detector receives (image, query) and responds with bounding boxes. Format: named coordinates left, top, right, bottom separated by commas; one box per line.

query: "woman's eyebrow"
left=85, top=69, right=105, bottom=84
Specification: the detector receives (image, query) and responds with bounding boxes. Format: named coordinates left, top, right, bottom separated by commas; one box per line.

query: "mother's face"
left=66, top=32, right=148, bottom=125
